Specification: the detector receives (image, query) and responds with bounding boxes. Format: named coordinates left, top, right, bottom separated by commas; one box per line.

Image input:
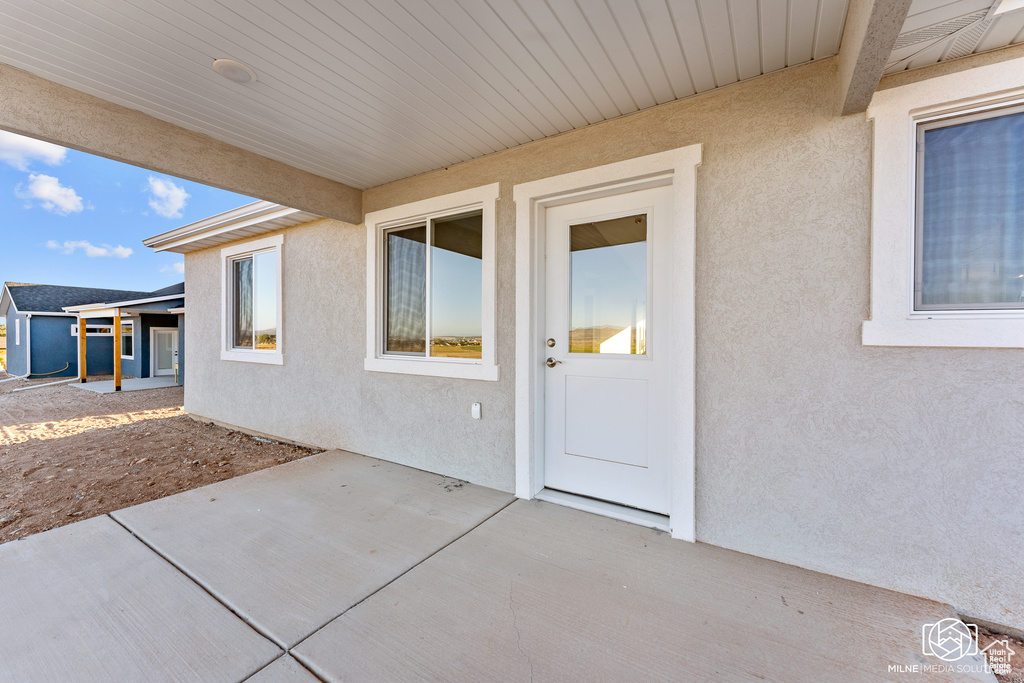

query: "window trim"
left=864, top=57, right=1024, bottom=348
left=15, top=318, right=20, bottom=346
left=120, top=319, right=135, bottom=360
left=365, top=183, right=499, bottom=381
left=220, top=234, right=284, bottom=365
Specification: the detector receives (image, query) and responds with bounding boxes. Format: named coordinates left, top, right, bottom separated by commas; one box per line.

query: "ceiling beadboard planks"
left=0, top=0, right=851, bottom=190
left=886, top=0, right=1024, bottom=74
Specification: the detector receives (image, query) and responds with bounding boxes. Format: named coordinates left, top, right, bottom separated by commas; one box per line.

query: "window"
left=916, top=106, right=1024, bottom=311
left=71, top=324, right=114, bottom=336
left=864, top=58, right=1024, bottom=348
left=221, top=234, right=283, bottom=364
left=15, top=319, right=19, bottom=346
left=121, top=320, right=134, bottom=359
left=365, top=184, right=498, bottom=380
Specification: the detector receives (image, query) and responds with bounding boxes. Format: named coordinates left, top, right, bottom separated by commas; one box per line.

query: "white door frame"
left=512, top=145, right=701, bottom=542
left=150, top=327, right=178, bottom=377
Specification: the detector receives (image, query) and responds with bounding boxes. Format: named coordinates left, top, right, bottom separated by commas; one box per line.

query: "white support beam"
left=837, top=0, right=914, bottom=116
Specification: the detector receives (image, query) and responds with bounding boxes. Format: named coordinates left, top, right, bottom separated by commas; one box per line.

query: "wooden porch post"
left=78, top=314, right=87, bottom=383
left=113, top=309, right=121, bottom=392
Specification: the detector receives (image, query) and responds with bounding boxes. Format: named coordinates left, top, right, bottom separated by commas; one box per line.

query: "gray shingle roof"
left=3, top=282, right=185, bottom=313
left=148, top=282, right=185, bottom=297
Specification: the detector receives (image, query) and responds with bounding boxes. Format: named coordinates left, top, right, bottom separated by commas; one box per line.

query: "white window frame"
left=220, top=234, right=284, bottom=365
left=71, top=324, right=114, bottom=337
left=365, top=183, right=499, bottom=381
left=864, top=57, right=1024, bottom=348
left=120, top=319, right=135, bottom=360
left=15, top=319, right=19, bottom=345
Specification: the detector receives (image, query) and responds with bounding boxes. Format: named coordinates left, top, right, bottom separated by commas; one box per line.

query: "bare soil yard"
left=0, top=373, right=320, bottom=543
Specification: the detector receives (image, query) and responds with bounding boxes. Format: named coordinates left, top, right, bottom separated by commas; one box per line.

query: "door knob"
left=545, top=357, right=561, bottom=368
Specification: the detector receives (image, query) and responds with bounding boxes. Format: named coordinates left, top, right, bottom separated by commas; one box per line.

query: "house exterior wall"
left=184, top=57, right=1024, bottom=630
left=4, top=308, right=26, bottom=376
left=29, top=315, right=84, bottom=377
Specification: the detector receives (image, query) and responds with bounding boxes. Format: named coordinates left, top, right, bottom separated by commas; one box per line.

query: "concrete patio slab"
left=113, top=450, right=515, bottom=649
left=71, top=376, right=179, bottom=393
left=0, top=515, right=280, bottom=683
left=294, top=499, right=993, bottom=682
left=247, top=655, right=320, bottom=682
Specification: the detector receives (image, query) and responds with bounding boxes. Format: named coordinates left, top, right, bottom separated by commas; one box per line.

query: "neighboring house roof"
left=2, top=282, right=185, bottom=314
left=144, top=200, right=321, bottom=254
left=150, top=282, right=185, bottom=297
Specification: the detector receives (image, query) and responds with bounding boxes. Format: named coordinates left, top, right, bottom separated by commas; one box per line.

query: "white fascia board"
left=63, top=293, right=183, bottom=313
left=0, top=285, right=15, bottom=316
left=145, top=201, right=302, bottom=252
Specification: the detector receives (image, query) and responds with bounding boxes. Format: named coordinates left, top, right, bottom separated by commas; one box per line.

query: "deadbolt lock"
left=546, top=338, right=556, bottom=347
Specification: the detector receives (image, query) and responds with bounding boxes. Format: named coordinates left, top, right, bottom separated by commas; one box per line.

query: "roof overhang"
left=145, top=200, right=322, bottom=254
left=0, top=285, right=16, bottom=317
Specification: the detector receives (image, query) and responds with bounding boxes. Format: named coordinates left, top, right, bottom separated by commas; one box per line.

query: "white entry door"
left=153, top=329, right=178, bottom=377
left=544, top=185, right=673, bottom=514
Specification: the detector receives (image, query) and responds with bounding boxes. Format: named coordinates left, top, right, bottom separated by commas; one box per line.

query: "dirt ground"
left=0, top=373, right=321, bottom=543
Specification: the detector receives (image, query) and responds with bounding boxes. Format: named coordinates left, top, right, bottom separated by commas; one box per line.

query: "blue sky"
left=0, top=131, right=253, bottom=292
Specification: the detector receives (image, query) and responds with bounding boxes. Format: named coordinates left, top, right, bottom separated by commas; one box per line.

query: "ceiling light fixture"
left=212, top=58, right=257, bottom=84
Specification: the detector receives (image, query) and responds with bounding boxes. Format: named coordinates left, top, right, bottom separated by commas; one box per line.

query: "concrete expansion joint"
left=105, top=513, right=287, bottom=651
left=105, top=497, right=517, bottom=683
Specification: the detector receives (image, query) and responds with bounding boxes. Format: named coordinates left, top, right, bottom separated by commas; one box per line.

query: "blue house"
left=1, top=282, right=185, bottom=384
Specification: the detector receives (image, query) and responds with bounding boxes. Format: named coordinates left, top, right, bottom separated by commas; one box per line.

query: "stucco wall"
left=186, top=58, right=1023, bottom=630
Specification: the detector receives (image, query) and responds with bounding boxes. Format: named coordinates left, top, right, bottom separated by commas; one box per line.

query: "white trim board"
left=864, top=56, right=1024, bottom=348
left=512, top=145, right=701, bottom=542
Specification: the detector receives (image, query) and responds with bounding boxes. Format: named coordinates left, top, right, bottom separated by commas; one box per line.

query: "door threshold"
left=534, top=489, right=670, bottom=532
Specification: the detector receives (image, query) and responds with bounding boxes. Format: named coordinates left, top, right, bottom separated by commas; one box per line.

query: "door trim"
left=150, top=327, right=178, bottom=377
left=512, top=145, right=701, bottom=542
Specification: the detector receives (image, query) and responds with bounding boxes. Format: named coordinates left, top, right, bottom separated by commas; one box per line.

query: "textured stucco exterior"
left=185, top=58, right=1022, bottom=630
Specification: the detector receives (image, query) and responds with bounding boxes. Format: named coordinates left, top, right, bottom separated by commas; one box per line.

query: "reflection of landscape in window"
left=253, top=251, right=277, bottom=349
left=569, top=214, right=647, bottom=355
left=386, top=212, right=483, bottom=358
left=233, top=250, right=277, bottom=350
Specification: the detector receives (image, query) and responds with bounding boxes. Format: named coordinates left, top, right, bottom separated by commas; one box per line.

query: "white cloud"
left=17, top=174, right=84, bottom=215
left=0, top=131, right=66, bottom=171
left=47, top=240, right=133, bottom=258
left=146, top=176, right=189, bottom=218
left=160, top=262, right=185, bottom=274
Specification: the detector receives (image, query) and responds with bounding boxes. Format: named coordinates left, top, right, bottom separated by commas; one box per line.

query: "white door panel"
left=544, top=185, right=673, bottom=514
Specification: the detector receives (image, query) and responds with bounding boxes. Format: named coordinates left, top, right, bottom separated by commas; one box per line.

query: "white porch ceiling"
left=885, top=0, right=1024, bottom=74
left=0, top=1, right=851, bottom=190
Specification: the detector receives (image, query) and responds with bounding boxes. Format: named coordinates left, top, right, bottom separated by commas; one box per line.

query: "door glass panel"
left=570, top=213, right=647, bottom=354
left=157, top=333, right=173, bottom=369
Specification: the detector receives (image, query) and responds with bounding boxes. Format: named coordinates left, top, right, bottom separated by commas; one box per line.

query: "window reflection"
left=570, top=213, right=647, bottom=355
